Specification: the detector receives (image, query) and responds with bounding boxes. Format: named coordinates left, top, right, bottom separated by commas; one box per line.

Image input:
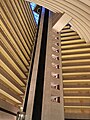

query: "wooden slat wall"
left=0, top=0, right=37, bottom=107
left=61, top=25, right=90, bottom=119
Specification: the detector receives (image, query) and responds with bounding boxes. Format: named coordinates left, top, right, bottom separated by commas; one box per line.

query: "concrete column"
left=41, top=12, right=64, bottom=120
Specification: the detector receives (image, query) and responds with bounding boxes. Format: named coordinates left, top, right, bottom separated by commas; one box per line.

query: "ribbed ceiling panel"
left=0, top=0, right=37, bottom=107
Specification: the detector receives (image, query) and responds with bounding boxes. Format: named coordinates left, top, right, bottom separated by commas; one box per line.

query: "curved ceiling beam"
left=26, top=0, right=90, bottom=43
left=79, top=0, right=90, bottom=6
left=65, top=0, right=90, bottom=14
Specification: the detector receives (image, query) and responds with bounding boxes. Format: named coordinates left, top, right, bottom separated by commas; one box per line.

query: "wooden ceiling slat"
left=61, top=44, right=90, bottom=50
left=1, top=7, right=30, bottom=63
left=62, top=59, right=90, bottom=66
left=13, top=0, right=33, bottom=49
left=0, top=29, right=28, bottom=72
left=64, top=88, right=90, bottom=91
left=1, top=75, right=23, bottom=94
left=11, top=2, right=32, bottom=45
left=65, top=108, right=90, bottom=114
left=61, top=29, right=74, bottom=33
left=64, top=91, right=90, bottom=97
left=0, top=82, right=23, bottom=104
left=22, top=0, right=35, bottom=35
left=1, top=59, right=25, bottom=86
left=9, top=0, right=33, bottom=50
left=1, top=18, right=29, bottom=66
left=0, top=67, right=24, bottom=94
left=61, top=36, right=80, bottom=41
left=62, top=54, right=90, bottom=60
left=64, top=96, right=90, bottom=99
left=0, top=93, right=20, bottom=107
left=62, top=65, right=90, bottom=73
left=63, top=82, right=90, bottom=88
left=63, top=79, right=90, bottom=83
left=1, top=53, right=26, bottom=85
left=61, top=39, right=85, bottom=45
left=62, top=49, right=90, bottom=55
left=1, top=42, right=27, bottom=78
left=64, top=98, right=90, bottom=106
left=64, top=106, right=90, bottom=109
left=63, top=72, right=90, bottom=80
left=20, top=0, right=36, bottom=32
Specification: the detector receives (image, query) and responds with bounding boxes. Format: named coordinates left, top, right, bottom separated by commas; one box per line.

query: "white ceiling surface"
left=26, top=0, right=90, bottom=43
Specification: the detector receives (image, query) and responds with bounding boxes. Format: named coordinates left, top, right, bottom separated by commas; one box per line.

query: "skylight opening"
left=30, top=2, right=39, bottom=25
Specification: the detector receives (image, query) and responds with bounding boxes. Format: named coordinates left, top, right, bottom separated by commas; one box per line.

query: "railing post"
left=16, top=112, right=25, bottom=120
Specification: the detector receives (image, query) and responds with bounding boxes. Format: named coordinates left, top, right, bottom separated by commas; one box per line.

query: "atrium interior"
left=0, top=0, right=90, bottom=120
